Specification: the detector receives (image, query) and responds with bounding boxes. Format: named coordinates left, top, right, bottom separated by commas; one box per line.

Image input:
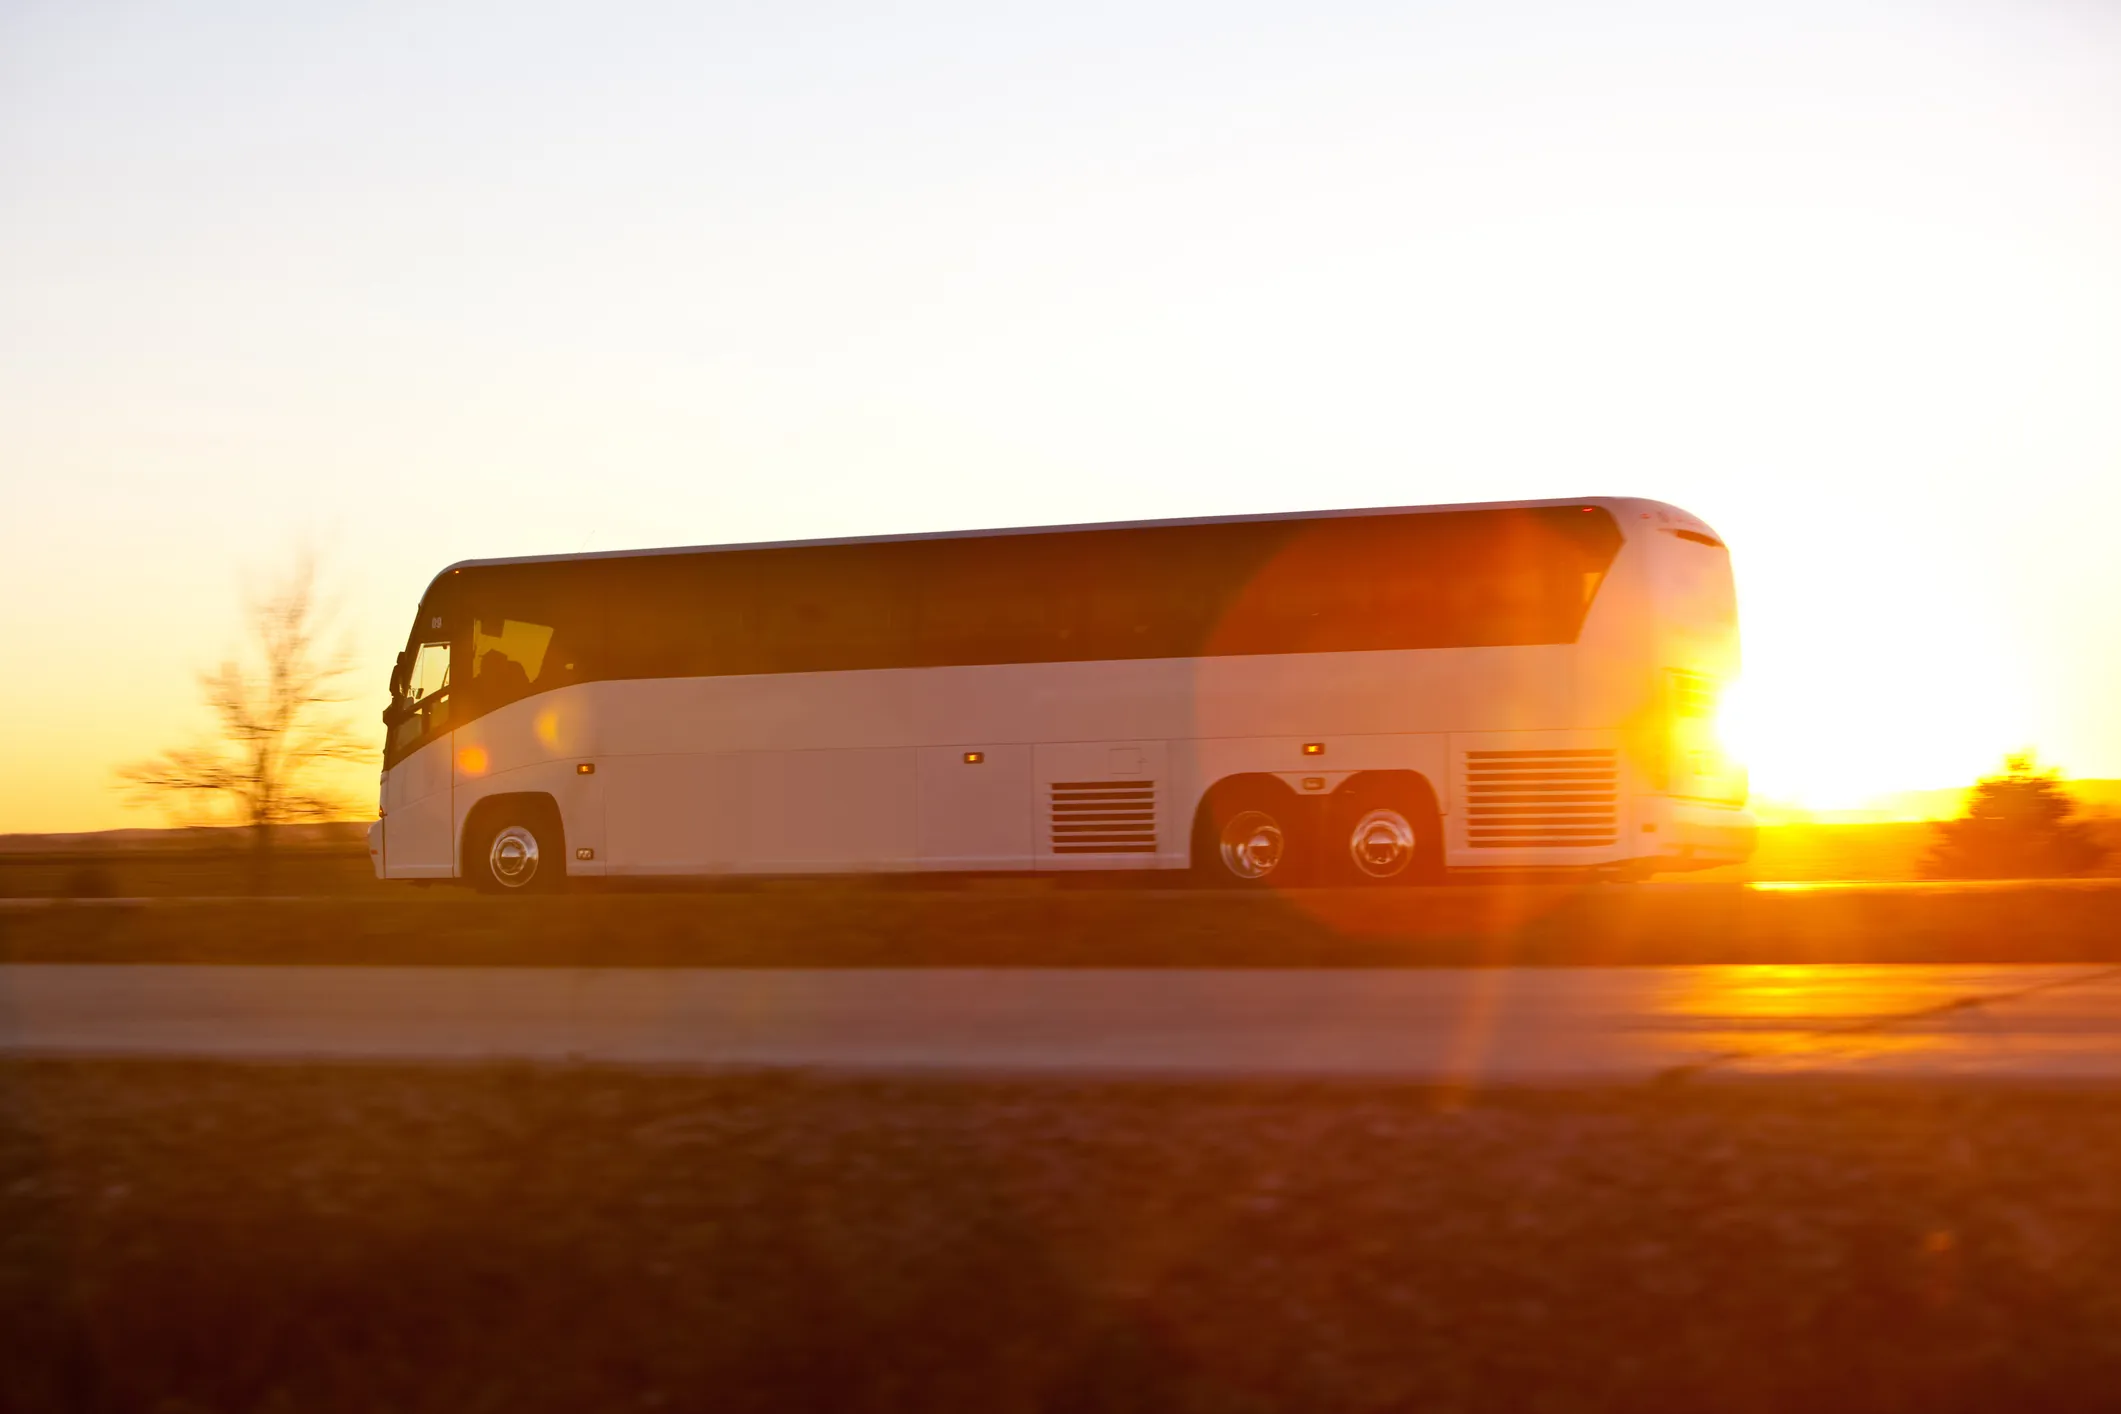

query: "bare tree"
left=118, top=555, right=371, bottom=884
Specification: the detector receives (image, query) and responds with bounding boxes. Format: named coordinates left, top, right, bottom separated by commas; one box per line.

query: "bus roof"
left=424, top=495, right=1720, bottom=590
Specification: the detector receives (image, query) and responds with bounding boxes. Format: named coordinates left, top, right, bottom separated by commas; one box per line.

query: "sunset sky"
left=4, top=0, right=2119, bottom=834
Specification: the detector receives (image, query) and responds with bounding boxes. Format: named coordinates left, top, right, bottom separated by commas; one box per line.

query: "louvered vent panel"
left=1464, top=749, right=1619, bottom=849
left=1050, top=780, right=1157, bottom=855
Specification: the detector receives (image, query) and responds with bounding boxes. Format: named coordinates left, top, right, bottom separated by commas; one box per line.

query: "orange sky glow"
left=3, top=0, right=2118, bottom=834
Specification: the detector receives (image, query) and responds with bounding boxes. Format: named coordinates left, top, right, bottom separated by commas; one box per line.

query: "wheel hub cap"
left=490, top=827, right=540, bottom=888
left=1349, top=809, right=1416, bottom=879
left=1218, top=810, right=1286, bottom=880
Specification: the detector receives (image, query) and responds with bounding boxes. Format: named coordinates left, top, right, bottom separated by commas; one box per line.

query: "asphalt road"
left=7, top=962, right=2121, bottom=1081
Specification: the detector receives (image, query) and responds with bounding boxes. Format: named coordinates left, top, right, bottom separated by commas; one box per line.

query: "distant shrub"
left=1924, top=755, right=2109, bottom=879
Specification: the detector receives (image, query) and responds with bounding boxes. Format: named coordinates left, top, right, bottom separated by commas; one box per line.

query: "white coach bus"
left=371, top=498, right=1753, bottom=891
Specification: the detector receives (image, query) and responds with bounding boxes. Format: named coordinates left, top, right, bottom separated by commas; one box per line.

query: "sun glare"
left=1729, top=659, right=2035, bottom=818
left=1711, top=677, right=1756, bottom=774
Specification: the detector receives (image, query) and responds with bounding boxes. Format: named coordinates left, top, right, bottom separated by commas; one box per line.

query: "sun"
left=1720, top=657, right=2033, bottom=817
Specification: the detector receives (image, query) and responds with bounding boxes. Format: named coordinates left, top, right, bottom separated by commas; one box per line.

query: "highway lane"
left=7, top=963, right=2121, bottom=1080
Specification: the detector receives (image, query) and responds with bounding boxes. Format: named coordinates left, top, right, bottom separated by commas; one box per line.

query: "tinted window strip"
left=417, top=507, right=1625, bottom=742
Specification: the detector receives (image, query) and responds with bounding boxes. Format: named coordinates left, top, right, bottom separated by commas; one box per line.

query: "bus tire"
left=466, top=799, right=565, bottom=895
left=1330, top=777, right=1441, bottom=887
left=1194, top=780, right=1310, bottom=888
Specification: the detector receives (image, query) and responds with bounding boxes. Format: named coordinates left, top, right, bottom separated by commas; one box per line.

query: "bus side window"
left=1060, top=527, right=1210, bottom=662
left=472, top=617, right=553, bottom=704
left=1440, top=515, right=1587, bottom=646
left=390, top=694, right=450, bottom=757
left=458, top=563, right=602, bottom=709
left=755, top=545, right=912, bottom=674
left=1207, top=519, right=1383, bottom=656
left=408, top=640, right=452, bottom=702
left=602, top=555, right=753, bottom=680
left=913, top=536, right=1059, bottom=668
left=388, top=639, right=454, bottom=760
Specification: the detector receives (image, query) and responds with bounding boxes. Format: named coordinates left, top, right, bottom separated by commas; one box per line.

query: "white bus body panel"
left=379, top=735, right=455, bottom=877
left=916, top=743, right=1035, bottom=869
left=447, top=684, right=608, bottom=876
left=432, top=649, right=1655, bottom=878
left=381, top=495, right=1755, bottom=880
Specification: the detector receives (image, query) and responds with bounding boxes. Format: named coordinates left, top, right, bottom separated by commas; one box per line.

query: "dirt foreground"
left=6, top=1061, right=2121, bottom=1413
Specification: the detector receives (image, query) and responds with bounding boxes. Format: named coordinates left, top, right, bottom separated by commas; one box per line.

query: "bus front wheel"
left=468, top=802, right=564, bottom=895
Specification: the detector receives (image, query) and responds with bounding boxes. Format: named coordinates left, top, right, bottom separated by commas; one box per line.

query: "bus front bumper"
left=1641, top=799, right=1756, bottom=873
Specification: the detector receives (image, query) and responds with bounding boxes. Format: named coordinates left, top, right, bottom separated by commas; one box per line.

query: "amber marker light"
left=1302, top=742, right=1325, bottom=756
left=964, top=751, right=984, bottom=764
left=457, top=745, right=490, bottom=776
left=577, top=762, right=596, bottom=775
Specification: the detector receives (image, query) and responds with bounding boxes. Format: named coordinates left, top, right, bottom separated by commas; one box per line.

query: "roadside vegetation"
left=114, top=555, right=368, bottom=892
left=9, top=812, right=2121, bottom=903
left=8, top=881, right=2121, bottom=968
left=1925, top=755, right=2111, bottom=880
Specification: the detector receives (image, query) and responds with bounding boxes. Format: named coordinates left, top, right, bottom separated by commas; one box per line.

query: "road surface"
left=7, top=963, right=2121, bottom=1080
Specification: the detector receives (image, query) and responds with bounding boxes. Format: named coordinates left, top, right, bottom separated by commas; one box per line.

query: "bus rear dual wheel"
left=1198, top=784, right=1436, bottom=888
left=467, top=804, right=565, bottom=895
